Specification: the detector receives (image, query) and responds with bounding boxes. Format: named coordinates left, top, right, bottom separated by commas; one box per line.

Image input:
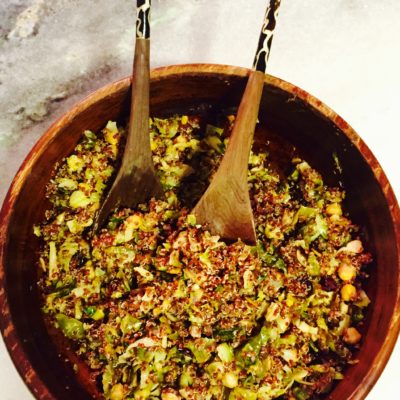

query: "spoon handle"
left=192, top=1, right=281, bottom=244
left=253, top=0, right=281, bottom=72
left=227, top=0, right=282, bottom=177
left=93, top=0, right=163, bottom=231
left=123, top=0, right=153, bottom=175
left=136, top=0, right=151, bottom=39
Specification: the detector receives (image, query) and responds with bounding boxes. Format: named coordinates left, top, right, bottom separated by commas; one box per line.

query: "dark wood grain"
left=0, top=64, right=399, bottom=400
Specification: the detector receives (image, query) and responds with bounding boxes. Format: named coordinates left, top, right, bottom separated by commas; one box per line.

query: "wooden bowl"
left=0, top=64, right=399, bottom=400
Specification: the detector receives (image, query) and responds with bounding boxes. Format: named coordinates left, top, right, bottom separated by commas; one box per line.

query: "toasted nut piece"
left=339, top=240, right=363, bottom=254
left=189, top=325, right=201, bottom=338
left=354, top=289, right=371, bottom=308
left=341, top=284, right=357, bottom=301
left=223, top=372, right=238, bottom=388
left=343, top=327, right=362, bottom=344
left=162, top=392, right=181, bottom=400
left=338, top=262, right=356, bottom=281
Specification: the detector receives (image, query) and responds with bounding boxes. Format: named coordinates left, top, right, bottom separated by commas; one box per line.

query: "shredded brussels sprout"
left=36, top=115, right=372, bottom=399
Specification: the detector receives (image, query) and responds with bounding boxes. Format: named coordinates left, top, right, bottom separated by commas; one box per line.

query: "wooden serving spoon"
left=93, top=0, right=163, bottom=232
left=192, top=0, right=281, bottom=244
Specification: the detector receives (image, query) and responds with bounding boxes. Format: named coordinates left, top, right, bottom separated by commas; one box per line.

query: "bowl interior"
left=1, top=65, right=399, bottom=400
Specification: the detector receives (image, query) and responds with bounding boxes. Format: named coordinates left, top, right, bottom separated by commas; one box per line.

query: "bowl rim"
left=0, top=63, right=399, bottom=400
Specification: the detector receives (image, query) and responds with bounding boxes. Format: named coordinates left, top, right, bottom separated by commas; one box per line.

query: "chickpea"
left=110, top=384, right=125, bottom=400
left=343, top=327, right=362, bottom=344
left=326, top=203, right=342, bottom=216
left=341, top=284, right=357, bottom=301
left=338, top=262, right=356, bottom=281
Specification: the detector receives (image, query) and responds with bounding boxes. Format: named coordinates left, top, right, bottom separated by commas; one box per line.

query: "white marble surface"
left=0, top=0, right=399, bottom=399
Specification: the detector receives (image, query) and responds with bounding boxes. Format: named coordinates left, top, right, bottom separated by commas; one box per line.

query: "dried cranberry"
left=320, top=276, right=338, bottom=292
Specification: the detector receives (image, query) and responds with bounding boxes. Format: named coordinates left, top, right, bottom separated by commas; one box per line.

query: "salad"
left=35, top=114, right=372, bottom=399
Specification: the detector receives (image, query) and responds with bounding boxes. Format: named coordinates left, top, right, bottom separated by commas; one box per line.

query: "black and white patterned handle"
left=253, top=0, right=281, bottom=73
left=136, top=0, right=151, bottom=39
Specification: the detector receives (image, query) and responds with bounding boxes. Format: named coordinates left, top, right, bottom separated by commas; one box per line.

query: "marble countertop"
left=0, top=0, right=399, bottom=399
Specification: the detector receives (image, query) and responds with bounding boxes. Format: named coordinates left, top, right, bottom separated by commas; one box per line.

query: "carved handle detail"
left=253, top=0, right=281, bottom=72
left=136, top=0, right=151, bottom=39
